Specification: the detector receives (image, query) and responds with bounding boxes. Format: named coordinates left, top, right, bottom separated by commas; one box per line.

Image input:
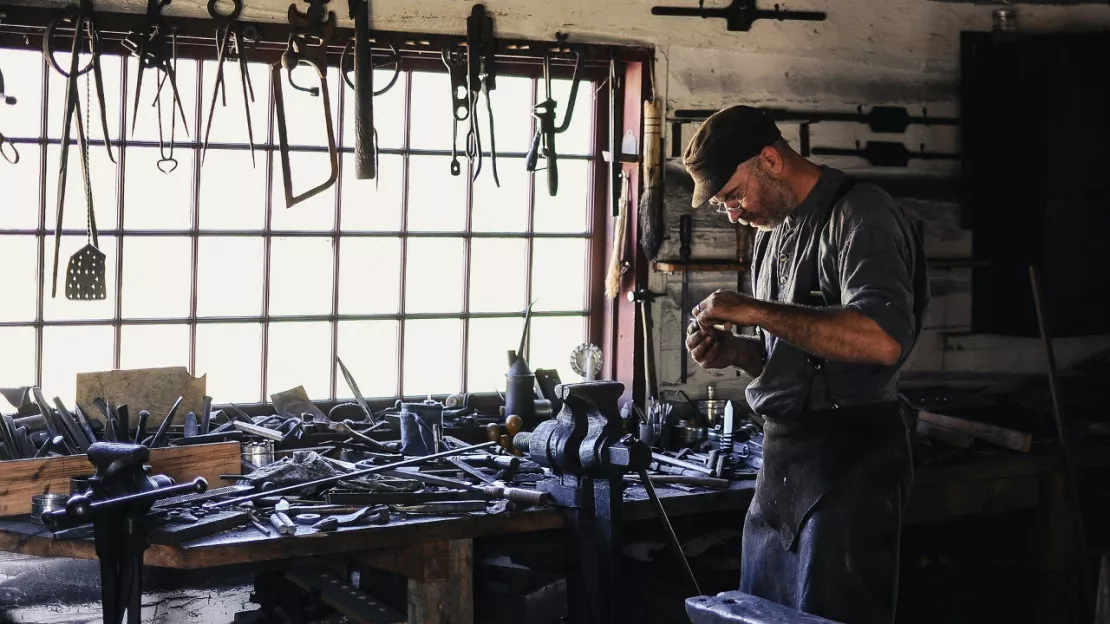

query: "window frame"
left=0, top=7, right=648, bottom=404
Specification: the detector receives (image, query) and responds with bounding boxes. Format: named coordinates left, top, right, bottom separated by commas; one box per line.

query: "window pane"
left=0, top=327, right=37, bottom=392
left=488, top=76, right=535, bottom=154
left=42, top=236, right=117, bottom=321
left=0, top=235, right=39, bottom=322
left=120, top=324, right=189, bottom=370
left=0, top=146, right=42, bottom=229
left=198, top=59, right=271, bottom=149
left=405, top=238, right=463, bottom=314
left=269, top=237, right=334, bottom=316
left=199, top=148, right=265, bottom=230
left=409, top=71, right=453, bottom=150
left=267, top=321, right=331, bottom=399
left=44, top=144, right=119, bottom=232
left=0, top=49, right=43, bottom=139
left=124, top=56, right=196, bottom=144
left=340, top=153, right=403, bottom=232
left=270, top=150, right=337, bottom=229
left=196, top=322, right=262, bottom=403
left=534, top=159, right=590, bottom=233
left=42, top=324, right=114, bottom=406
left=528, top=315, right=586, bottom=383
left=337, top=320, right=398, bottom=399
left=472, top=156, right=528, bottom=233
left=48, top=54, right=121, bottom=142
left=124, top=147, right=193, bottom=230
left=197, top=236, right=263, bottom=317
left=531, top=238, right=586, bottom=312
left=537, top=77, right=594, bottom=156
left=407, top=156, right=465, bottom=232
left=466, top=316, right=524, bottom=393
left=121, top=236, right=192, bottom=318
left=341, top=70, right=406, bottom=150
left=338, top=237, right=400, bottom=314
left=270, top=66, right=340, bottom=147
left=403, top=318, right=461, bottom=396
left=469, top=238, right=526, bottom=313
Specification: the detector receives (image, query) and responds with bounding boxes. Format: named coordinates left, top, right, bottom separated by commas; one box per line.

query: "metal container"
left=993, top=8, right=1017, bottom=32
left=242, top=440, right=275, bottom=468
left=69, top=475, right=93, bottom=496
left=696, top=384, right=728, bottom=428
left=505, top=354, right=537, bottom=428
left=30, top=494, right=68, bottom=525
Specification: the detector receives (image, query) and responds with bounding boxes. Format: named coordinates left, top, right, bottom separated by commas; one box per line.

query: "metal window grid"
left=0, top=48, right=606, bottom=403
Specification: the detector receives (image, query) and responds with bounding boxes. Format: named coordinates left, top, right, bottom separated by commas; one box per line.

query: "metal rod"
left=212, top=441, right=497, bottom=508
left=637, top=470, right=701, bottom=596
left=652, top=451, right=714, bottom=476
left=1029, top=265, right=1092, bottom=614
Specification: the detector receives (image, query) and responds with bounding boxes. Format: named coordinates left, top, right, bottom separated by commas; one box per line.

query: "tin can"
left=242, top=440, right=275, bottom=468
left=31, top=494, right=68, bottom=525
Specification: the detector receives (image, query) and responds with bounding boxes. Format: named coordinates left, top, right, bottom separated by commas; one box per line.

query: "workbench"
left=0, top=443, right=1106, bottom=624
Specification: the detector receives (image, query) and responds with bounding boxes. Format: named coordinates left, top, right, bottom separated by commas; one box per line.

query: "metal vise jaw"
left=513, top=381, right=650, bottom=489
left=511, top=381, right=652, bottom=624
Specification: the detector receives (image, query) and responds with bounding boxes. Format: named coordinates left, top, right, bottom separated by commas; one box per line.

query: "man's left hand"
left=693, top=289, right=763, bottom=329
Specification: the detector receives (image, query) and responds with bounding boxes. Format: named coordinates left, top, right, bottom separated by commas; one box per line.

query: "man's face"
left=708, top=157, right=796, bottom=231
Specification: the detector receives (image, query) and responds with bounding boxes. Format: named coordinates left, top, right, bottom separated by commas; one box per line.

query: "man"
left=682, top=106, right=929, bottom=624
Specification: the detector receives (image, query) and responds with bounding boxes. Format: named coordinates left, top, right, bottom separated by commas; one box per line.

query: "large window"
left=0, top=46, right=601, bottom=405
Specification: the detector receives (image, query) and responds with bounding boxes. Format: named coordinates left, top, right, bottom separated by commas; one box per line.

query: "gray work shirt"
left=745, top=167, right=927, bottom=418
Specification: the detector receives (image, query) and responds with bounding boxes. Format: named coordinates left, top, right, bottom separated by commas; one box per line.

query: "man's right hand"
left=685, top=321, right=740, bottom=370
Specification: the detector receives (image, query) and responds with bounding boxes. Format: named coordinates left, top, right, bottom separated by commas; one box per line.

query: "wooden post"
left=406, top=538, right=473, bottom=624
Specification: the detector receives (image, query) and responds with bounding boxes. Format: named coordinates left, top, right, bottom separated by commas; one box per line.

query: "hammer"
left=627, top=289, right=664, bottom=400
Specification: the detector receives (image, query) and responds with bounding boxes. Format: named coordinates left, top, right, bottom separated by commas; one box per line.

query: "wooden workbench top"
left=0, top=480, right=758, bottom=569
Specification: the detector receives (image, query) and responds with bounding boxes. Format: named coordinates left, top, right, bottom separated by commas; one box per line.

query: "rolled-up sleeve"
left=835, top=198, right=917, bottom=362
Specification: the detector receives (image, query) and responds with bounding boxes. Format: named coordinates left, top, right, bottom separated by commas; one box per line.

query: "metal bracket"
left=651, top=0, right=827, bottom=32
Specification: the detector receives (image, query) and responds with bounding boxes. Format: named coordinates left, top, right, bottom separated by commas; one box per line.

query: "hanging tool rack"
left=0, top=4, right=650, bottom=80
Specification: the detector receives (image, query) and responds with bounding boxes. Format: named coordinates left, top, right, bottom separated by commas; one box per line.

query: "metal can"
left=242, top=440, right=275, bottom=468
left=30, top=494, right=68, bottom=525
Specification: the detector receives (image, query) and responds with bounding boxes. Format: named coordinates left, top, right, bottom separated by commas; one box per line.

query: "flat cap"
left=682, top=106, right=782, bottom=207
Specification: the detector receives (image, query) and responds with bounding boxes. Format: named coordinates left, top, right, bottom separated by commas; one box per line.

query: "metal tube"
left=211, top=441, right=497, bottom=508
left=638, top=470, right=701, bottom=596
left=651, top=451, right=714, bottom=476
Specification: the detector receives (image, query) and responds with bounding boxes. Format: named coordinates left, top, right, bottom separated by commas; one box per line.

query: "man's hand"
left=692, top=289, right=763, bottom=329
left=685, top=322, right=739, bottom=370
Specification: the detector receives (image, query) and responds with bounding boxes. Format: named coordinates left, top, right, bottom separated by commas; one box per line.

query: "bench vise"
left=44, top=442, right=206, bottom=624
left=512, top=381, right=651, bottom=624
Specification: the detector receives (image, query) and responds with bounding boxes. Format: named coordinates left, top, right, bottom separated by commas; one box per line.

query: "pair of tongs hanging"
left=201, top=0, right=259, bottom=167
left=273, top=0, right=339, bottom=208
left=465, top=3, right=498, bottom=187
left=525, top=33, right=582, bottom=197
left=44, top=0, right=114, bottom=300
left=0, top=21, right=20, bottom=165
left=123, top=0, right=189, bottom=139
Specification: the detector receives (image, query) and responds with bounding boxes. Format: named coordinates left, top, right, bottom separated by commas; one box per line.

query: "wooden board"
left=918, top=410, right=1032, bottom=452
left=0, top=441, right=240, bottom=517
left=75, top=367, right=207, bottom=428
left=915, top=419, right=975, bottom=449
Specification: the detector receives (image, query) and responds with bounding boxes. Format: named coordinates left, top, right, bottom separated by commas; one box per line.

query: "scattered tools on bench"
left=273, top=0, right=339, bottom=208
left=201, top=0, right=259, bottom=167
left=525, top=33, right=582, bottom=196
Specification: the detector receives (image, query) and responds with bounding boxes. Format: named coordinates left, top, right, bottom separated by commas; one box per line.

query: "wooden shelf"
left=653, top=260, right=748, bottom=274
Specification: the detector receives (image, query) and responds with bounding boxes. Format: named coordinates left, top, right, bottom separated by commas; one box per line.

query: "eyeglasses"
left=709, top=165, right=753, bottom=214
